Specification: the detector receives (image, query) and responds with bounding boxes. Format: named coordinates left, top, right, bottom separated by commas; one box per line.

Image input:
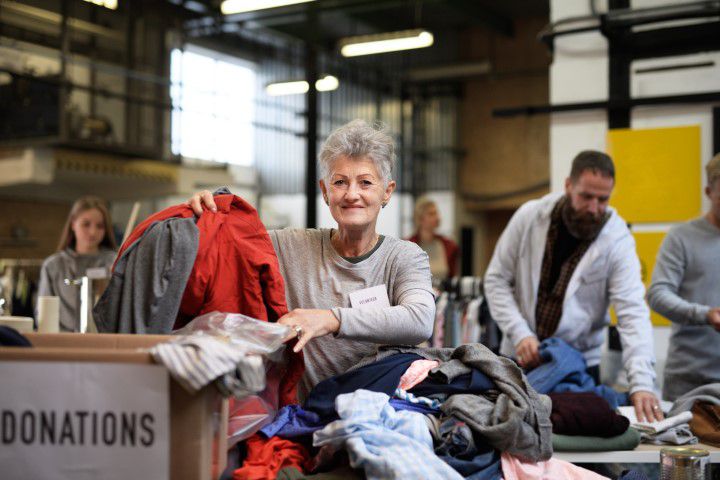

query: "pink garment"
left=398, top=359, right=440, bottom=390
left=500, top=452, right=609, bottom=480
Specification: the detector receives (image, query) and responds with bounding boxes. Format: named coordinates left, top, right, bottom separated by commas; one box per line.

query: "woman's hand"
left=186, top=190, right=217, bottom=216
left=278, top=309, right=340, bottom=353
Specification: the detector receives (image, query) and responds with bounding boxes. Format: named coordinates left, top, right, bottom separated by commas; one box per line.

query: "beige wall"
left=457, top=17, right=550, bottom=273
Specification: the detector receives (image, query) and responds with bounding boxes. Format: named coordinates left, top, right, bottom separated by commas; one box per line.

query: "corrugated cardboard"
left=0, top=333, right=228, bottom=480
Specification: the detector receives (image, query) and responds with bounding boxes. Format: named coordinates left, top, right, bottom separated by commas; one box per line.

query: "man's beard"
left=561, top=197, right=607, bottom=240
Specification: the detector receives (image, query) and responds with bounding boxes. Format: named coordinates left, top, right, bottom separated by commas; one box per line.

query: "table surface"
left=554, top=443, right=720, bottom=463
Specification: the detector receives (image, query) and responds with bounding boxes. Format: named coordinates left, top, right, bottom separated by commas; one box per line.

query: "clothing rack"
left=431, top=276, right=502, bottom=352
left=0, top=258, right=43, bottom=316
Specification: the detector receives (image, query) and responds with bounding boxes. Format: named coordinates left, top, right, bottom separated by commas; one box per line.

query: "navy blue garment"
left=304, top=353, right=423, bottom=420
left=260, top=404, right=329, bottom=439
left=410, top=368, right=495, bottom=398
left=0, top=326, right=31, bottom=347
left=525, top=338, right=629, bottom=409
left=435, top=417, right=502, bottom=480
left=389, top=398, right=440, bottom=415
left=617, top=470, right=650, bottom=480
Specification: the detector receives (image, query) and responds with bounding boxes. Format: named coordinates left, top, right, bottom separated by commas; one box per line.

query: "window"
left=170, top=46, right=255, bottom=166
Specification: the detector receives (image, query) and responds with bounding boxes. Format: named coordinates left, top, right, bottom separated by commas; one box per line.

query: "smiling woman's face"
left=320, top=155, right=395, bottom=233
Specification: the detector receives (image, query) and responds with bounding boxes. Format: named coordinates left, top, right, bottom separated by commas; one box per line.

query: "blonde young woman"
left=188, top=120, right=435, bottom=394
left=39, top=196, right=117, bottom=331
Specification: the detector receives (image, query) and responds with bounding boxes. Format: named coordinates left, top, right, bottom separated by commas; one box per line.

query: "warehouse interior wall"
left=458, top=17, right=551, bottom=274
left=550, top=0, right=720, bottom=392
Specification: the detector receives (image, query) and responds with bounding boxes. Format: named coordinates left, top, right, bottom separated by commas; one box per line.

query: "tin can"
left=660, top=447, right=710, bottom=480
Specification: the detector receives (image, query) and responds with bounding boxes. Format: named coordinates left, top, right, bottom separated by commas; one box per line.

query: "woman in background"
left=408, top=196, right=459, bottom=282
left=39, top=196, right=117, bottom=331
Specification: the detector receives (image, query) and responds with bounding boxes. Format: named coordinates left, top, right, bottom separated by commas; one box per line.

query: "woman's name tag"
left=349, top=284, right=391, bottom=309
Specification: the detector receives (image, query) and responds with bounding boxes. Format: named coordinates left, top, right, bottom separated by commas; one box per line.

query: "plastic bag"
left=173, top=311, right=290, bottom=355
left=173, top=311, right=292, bottom=446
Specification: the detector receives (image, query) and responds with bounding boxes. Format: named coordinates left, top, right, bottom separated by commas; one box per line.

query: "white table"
left=554, top=443, right=720, bottom=463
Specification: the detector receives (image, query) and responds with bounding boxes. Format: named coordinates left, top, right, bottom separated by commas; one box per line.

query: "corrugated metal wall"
left=250, top=45, right=460, bottom=196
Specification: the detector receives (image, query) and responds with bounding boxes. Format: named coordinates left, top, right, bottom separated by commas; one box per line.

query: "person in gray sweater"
left=39, top=196, right=117, bottom=331
left=647, top=153, right=720, bottom=401
left=189, top=120, right=435, bottom=395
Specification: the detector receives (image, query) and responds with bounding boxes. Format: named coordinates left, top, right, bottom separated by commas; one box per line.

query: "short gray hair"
left=318, top=119, right=395, bottom=185
left=706, top=152, right=720, bottom=186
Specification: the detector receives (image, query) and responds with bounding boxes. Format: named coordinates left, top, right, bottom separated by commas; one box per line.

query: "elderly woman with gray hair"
left=188, top=119, right=435, bottom=394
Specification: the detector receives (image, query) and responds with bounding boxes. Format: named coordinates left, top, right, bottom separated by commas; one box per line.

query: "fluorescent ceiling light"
left=316, top=75, right=339, bottom=92
left=266, top=75, right=339, bottom=96
left=340, top=29, right=434, bottom=57
left=82, top=0, right=118, bottom=9
left=221, top=0, right=315, bottom=15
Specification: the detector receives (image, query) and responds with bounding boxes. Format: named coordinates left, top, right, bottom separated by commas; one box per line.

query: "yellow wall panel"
left=607, top=126, right=701, bottom=223
left=610, top=231, right=670, bottom=327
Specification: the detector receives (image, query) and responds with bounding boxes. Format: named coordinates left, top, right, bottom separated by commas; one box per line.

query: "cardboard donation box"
left=0, top=333, right=228, bottom=480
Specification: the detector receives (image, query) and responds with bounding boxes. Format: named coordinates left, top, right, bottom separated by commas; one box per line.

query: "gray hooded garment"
left=352, top=343, right=553, bottom=462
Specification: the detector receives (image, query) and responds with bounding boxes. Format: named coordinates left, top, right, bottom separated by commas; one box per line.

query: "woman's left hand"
left=278, top=309, right=340, bottom=353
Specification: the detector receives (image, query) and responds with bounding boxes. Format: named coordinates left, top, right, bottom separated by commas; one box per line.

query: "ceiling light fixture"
left=266, top=75, right=339, bottom=96
left=221, top=0, right=315, bottom=15
left=339, top=29, right=434, bottom=57
left=82, top=0, right=118, bottom=9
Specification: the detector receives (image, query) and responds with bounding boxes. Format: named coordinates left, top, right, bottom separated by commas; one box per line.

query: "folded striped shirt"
left=151, top=336, right=265, bottom=397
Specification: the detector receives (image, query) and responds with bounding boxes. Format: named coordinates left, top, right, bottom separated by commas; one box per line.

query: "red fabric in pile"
left=233, top=434, right=311, bottom=480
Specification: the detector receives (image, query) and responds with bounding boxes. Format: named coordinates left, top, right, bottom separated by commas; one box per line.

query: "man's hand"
left=707, top=307, right=720, bottom=332
left=515, top=336, right=541, bottom=369
left=630, top=390, right=664, bottom=422
left=186, top=190, right=217, bottom=216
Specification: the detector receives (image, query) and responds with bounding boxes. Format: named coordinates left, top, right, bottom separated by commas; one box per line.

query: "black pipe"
left=493, top=91, right=720, bottom=118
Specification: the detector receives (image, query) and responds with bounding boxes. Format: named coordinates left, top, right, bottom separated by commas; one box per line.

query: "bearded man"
left=485, top=150, right=662, bottom=422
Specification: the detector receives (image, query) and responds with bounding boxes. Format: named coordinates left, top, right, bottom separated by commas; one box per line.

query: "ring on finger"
left=652, top=405, right=660, bottom=410
left=293, top=325, right=303, bottom=338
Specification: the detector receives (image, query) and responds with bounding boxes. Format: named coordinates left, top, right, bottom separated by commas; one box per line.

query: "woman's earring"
left=324, top=197, right=329, bottom=205
left=381, top=202, right=387, bottom=209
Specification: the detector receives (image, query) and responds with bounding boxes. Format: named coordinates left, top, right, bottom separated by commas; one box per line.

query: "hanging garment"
left=432, top=292, right=449, bottom=348
left=500, top=452, right=610, bottom=480
left=260, top=405, right=328, bottom=439
left=303, top=353, right=422, bottom=421
left=234, top=434, right=311, bottom=480
left=150, top=336, right=265, bottom=396
left=94, top=193, right=303, bottom=406
left=548, top=392, right=629, bottom=437
left=526, top=338, right=629, bottom=409
left=312, top=390, right=463, bottom=480
left=552, top=428, right=641, bottom=452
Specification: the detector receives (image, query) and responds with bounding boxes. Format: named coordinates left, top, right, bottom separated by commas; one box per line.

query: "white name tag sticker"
left=349, top=284, right=391, bottom=309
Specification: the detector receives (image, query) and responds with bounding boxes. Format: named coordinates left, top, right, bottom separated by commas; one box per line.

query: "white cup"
left=37, top=296, right=60, bottom=333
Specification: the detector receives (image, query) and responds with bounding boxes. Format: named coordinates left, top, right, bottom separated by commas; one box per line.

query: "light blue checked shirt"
left=313, top=390, right=463, bottom=480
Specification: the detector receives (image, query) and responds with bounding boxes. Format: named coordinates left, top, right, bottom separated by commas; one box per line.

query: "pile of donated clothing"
left=85, top=192, right=652, bottom=480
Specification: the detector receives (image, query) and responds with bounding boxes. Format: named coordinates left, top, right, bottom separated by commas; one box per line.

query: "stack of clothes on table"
left=524, top=338, right=641, bottom=453
left=667, top=384, right=720, bottom=447
left=232, top=340, right=623, bottom=480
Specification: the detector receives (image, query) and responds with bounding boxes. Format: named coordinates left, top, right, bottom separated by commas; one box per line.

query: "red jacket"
left=117, top=194, right=303, bottom=405
left=407, top=233, right=460, bottom=278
